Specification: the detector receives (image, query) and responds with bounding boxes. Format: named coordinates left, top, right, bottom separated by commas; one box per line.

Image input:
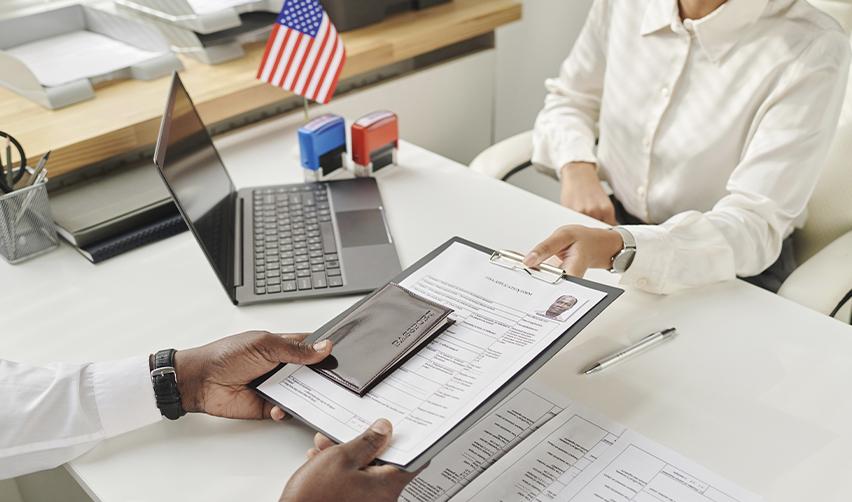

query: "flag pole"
left=302, top=98, right=310, bottom=122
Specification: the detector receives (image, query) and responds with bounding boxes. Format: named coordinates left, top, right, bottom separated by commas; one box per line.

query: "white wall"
left=493, top=0, right=594, bottom=142
left=317, top=49, right=496, bottom=165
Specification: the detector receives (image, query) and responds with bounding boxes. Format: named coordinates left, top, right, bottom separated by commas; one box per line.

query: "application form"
left=401, top=382, right=572, bottom=502
left=452, top=403, right=761, bottom=502
left=554, top=431, right=761, bottom=502
left=454, top=402, right=626, bottom=502
left=257, top=242, right=607, bottom=466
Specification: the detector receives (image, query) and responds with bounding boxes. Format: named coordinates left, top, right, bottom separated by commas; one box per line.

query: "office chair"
left=470, top=0, right=852, bottom=323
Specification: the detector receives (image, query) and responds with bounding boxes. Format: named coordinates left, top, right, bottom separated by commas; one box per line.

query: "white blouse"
left=533, top=0, right=850, bottom=294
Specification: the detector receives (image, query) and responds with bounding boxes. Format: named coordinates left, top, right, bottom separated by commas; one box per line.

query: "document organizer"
left=0, top=4, right=182, bottom=109
left=254, top=236, right=624, bottom=473
left=114, top=0, right=283, bottom=35
left=115, top=1, right=282, bottom=64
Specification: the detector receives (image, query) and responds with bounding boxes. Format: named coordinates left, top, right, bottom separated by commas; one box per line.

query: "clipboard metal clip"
left=489, top=249, right=567, bottom=285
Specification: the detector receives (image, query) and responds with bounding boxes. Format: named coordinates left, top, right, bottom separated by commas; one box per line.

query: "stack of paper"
left=402, top=381, right=763, bottom=502
left=7, top=31, right=161, bottom=88
left=0, top=4, right=181, bottom=109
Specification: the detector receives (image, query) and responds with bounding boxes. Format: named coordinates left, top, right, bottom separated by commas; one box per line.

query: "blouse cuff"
left=532, top=135, right=598, bottom=180
left=617, top=224, right=673, bottom=294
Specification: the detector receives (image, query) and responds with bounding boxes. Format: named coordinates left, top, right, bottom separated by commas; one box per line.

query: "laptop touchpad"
left=335, top=209, right=390, bottom=248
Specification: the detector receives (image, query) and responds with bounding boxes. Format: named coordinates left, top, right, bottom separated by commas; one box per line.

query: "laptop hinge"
left=234, top=196, right=245, bottom=290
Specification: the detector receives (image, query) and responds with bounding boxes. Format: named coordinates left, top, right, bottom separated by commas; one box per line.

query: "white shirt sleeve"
left=531, top=0, right=609, bottom=178
left=0, top=356, right=162, bottom=479
left=620, top=35, right=851, bottom=295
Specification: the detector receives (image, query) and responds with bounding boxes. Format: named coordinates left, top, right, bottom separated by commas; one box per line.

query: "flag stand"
left=302, top=98, right=310, bottom=123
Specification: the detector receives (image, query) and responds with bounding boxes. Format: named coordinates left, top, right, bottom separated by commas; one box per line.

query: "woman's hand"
left=524, top=225, right=624, bottom=278
left=559, top=162, right=617, bottom=225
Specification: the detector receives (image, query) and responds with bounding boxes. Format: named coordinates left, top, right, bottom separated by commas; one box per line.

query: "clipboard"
left=253, top=236, right=623, bottom=472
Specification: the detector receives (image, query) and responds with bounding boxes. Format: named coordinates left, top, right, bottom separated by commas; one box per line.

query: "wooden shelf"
left=0, top=0, right=521, bottom=178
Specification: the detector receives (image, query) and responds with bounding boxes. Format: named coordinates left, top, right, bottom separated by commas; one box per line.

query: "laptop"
left=153, top=74, right=402, bottom=305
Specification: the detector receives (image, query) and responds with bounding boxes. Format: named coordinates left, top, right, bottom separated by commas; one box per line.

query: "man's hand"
left=524, top=225, right=624, bottom=278
left=173, top=331, right=332, bottom=420
left=280, top=419, right=418, bottom=502
left=560, top=162, right=617, bottom=225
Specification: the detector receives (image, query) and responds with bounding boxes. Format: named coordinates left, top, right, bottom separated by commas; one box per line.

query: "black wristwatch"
left=149, top=349, right=186, bottom=420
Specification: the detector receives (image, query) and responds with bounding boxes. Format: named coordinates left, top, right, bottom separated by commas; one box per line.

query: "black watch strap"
left=149, top=349, right=186, bottom=420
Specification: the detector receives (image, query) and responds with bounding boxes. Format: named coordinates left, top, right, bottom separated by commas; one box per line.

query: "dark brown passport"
left=309, top=283, right=454, bottom=396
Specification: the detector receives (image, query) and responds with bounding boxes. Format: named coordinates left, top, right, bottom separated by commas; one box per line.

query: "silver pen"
left=583, top=328, right=677, bottom=375
left=15, top=168, right=49, bottom=226
left=28, top=150, right=51, bottom=187
left=4, top=137, right=12, bottom=188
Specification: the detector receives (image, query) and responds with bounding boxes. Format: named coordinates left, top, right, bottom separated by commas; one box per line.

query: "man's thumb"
left=340, top=419, right=393, bottom=467
left=268, top=335, right=332, bottom=365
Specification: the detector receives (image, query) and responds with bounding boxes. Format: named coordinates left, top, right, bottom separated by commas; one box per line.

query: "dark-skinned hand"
left=173, top=331, right=332, bottom=420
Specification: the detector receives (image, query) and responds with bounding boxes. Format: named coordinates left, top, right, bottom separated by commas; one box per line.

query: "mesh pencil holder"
left=0, top=181, right=59, bottom=264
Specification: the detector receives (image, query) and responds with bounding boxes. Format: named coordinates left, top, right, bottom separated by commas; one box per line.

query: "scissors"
left=0, top=131, right=27, bottom=194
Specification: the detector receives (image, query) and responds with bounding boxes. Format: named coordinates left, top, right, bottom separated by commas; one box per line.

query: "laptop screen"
left=154, top=74, right=236, bottom=295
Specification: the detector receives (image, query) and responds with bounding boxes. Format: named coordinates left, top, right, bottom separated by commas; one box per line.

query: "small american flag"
left=256, top=0, right=346, bottom=104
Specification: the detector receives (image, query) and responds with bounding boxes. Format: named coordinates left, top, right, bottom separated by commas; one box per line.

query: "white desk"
left=4, top=112, right=852, bottom=502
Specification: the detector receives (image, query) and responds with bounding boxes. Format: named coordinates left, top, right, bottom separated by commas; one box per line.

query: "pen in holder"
left=0, top=179, right=59, bottom=264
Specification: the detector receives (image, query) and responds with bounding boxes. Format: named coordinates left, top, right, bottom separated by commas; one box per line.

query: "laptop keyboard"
left=252, top=185, right=343, bottom=295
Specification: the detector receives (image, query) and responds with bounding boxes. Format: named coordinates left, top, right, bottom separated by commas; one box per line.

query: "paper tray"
left=114, top=0, right=284, bottom=35
left=132, top=11, right=277, bottom=65
left=0, top=4, right=182, bottom=109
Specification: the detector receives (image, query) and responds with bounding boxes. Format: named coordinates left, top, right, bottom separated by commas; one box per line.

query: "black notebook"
left=75, top=214, right=187, bottom=264
left=51, top=161, right=175, bottom=248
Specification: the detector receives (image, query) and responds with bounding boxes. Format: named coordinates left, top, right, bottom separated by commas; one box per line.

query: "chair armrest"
left=469, top=130, right=533, bottom=179
left=779, top=230, right=852, bottom=317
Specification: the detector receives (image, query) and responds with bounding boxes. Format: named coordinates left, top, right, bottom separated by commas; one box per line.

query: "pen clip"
left=489, top=250, right=567, bottom=285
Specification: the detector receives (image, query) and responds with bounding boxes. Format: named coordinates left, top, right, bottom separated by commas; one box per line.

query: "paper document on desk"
left=7, top=31, right=161, bottom=87
left=399, top=381, right=574, bottom=502
left=450, top=402, right=761, bottom=502
left=257, top=242, right=608, bottom=466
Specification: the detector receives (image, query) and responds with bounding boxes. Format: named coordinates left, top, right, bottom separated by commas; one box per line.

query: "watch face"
left=612, top=249, right=636, bottom=273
